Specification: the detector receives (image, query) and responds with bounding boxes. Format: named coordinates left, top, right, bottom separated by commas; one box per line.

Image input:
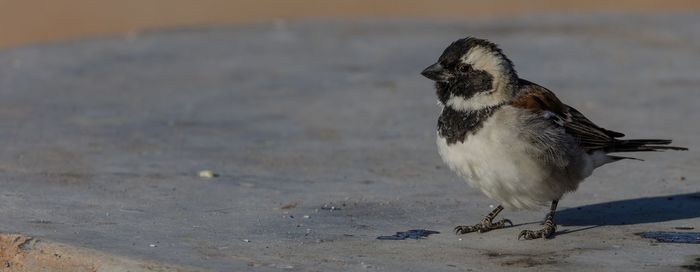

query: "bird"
left=420, top=37, right=688, bottom=240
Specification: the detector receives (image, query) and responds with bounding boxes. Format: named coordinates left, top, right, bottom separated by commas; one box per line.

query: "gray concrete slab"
left=0, top=13, right=698, bottom=271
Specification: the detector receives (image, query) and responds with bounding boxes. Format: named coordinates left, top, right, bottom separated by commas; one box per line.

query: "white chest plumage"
left=436, top=107, right=590, bottom=210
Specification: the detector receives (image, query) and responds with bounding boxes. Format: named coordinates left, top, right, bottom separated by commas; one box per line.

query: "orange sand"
left=0, top=1, right=699, bottom=48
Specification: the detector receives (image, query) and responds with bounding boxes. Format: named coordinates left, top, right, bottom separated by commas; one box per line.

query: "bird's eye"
left=459, top=65, right=469, bottom=72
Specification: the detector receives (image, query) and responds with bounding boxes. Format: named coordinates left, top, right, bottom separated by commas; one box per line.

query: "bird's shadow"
left=556, top=192, right=700, bottom=227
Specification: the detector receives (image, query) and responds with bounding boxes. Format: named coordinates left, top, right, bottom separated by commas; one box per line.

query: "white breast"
left=436, top=107, right=588, bottom=210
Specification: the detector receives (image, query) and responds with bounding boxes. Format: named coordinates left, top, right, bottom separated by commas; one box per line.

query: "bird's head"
left=421, top=37, right=519, bottom=111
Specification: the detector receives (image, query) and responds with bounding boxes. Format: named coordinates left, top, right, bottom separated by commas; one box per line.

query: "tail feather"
left=618, top=139, right=672, bottom=145
left=608, top=155, right=644, bottom=162
left=605, top=139, right=688, bottom=153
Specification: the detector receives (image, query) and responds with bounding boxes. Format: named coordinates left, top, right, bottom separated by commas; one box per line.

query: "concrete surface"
left=0, top=13, right=698, bottom=271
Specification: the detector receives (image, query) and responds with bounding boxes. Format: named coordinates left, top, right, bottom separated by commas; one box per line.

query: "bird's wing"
left=511, top=79, right=623, bottom=153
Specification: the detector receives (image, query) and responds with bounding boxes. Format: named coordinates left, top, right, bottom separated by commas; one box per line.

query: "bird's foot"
left=454, top=217, right=513, bottom=234
left=518, top=220, right=556, bottom=240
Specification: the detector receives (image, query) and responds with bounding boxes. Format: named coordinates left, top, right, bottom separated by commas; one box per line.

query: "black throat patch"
left=435, top=69, right=494, bottom=105
left=438, top=104, right=503, bottom=145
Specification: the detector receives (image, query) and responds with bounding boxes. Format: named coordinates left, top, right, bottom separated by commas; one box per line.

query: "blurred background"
left=0, top=1, right=698, bottom=271
left=2, top=0, right=700, bottom=48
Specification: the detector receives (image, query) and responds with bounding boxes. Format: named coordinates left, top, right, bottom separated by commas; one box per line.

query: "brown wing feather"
left=510, top=80, right=567, bottom=118
left=511, top=79, right=687, bottom=154
left=512, top=80, right=618, bottom=152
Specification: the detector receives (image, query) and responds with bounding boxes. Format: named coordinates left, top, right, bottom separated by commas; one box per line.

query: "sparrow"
left=420, top=37, right=688, bottom=240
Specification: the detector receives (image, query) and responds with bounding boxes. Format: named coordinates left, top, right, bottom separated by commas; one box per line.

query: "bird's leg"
left=519, top=200, right=559, bottom=240
left=454, top=205, right=513, bottom=234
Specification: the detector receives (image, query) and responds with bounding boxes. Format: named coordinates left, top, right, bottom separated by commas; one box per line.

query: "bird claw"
left=500, top=219, right=514, bottom=227
left=454, top=225, right=478, bottom=234
left=454, top=218, right=513, bottom=235
left=517, top=223, right=556, bottom=240
left=518, top=230, right=540, bottom=240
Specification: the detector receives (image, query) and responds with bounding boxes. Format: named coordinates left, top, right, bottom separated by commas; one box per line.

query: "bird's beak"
left=421, top=62, right=449, bottom=82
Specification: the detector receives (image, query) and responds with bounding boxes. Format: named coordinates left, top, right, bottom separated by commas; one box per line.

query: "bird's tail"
left=605, top=139, right=687, bottom=160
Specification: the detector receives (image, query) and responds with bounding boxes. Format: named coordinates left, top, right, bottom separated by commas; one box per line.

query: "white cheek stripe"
left=462, top=46, right=506, bottom=75
left=447, top=46, right=510, bottom=111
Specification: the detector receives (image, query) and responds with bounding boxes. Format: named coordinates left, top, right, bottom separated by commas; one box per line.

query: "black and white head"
left=421, top=37, right=519, bottom=111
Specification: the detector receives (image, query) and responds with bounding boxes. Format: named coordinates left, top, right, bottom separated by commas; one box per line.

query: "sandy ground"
left=0, top=12, right=698, bottom=271
left=0, top=234, right=187, bottom=271
left=2, top=1, right=700, bottom=48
